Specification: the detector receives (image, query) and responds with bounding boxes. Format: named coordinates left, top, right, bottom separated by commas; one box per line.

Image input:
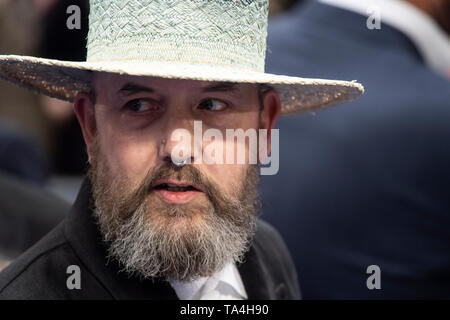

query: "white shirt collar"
left=319, top=0, right=450, bottom=78
left=169, top=262, right=248, bottom=300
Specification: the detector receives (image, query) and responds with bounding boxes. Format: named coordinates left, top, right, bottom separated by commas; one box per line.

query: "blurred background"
left=1, top=0, right=450, bottom=299
left=0, top=0, right=89, bottom=196
left=260, top=0, right=450, bottom=299
left=0, top=0, right=88, bottom=270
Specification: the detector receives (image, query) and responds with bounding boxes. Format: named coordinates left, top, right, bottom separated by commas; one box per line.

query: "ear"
left=73, top=92, right=96, bottom=164
left=259, top=87, right=281, bottom=156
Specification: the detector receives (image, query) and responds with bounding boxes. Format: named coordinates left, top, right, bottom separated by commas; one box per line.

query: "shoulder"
left=253, top=220, right=296, bottom=270
left=254, top=219, right=287, bottom=249
left=0, top=174, right=69, bottom=255
left=0, top=222, right=91, bottom=299
left=253, top=219, right=301, bottom=299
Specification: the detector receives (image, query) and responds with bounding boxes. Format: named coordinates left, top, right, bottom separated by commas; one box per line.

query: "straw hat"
left=0, top=0, right=363, bottom=114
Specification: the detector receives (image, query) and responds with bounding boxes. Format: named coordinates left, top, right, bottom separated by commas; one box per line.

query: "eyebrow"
left=118, top=82, right=155, bottom=96
left=201, top=82, right=239, bottom=93
left=118, top=81, right=239, bottom=96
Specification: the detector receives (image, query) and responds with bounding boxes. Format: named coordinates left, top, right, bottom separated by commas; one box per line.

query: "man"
left=261, top=0, right=450, bottom=298
left=0, top=0, right=361, bottom=299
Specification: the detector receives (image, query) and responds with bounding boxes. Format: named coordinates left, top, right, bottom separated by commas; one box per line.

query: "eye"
left=197, top=99, right=228, bottom=111
left=123, top=99, right=156, bottom=113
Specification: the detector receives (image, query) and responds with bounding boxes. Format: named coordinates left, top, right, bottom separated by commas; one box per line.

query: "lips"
left=152, top=180, right=204, bottom=204
left=154, top=183, right=198, bottom=192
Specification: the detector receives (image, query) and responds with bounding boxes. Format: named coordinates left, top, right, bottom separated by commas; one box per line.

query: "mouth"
left=152, top=180, right=204, bottom=204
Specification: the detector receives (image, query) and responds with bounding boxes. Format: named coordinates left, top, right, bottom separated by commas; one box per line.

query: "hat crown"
left=86, top=0, right=269, bottom=72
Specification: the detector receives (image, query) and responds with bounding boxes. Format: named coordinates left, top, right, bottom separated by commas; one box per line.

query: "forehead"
left=92, top=72, right=258, bottom=96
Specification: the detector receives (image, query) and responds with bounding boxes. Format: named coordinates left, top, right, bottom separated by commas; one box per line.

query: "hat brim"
left=0, top=55, right=363, bottom=114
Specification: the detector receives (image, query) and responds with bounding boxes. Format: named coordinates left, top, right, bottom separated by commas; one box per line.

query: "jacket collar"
left=63, top=177, right=273, bottom=299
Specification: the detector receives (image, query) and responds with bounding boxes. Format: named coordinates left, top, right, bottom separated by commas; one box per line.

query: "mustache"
left=132, top=162, right=221, bottom=205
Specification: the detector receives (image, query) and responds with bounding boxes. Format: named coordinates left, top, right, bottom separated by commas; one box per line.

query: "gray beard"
left=88, top=145, right=260, bottom=281
left=94, top=195, right=257, bottom=281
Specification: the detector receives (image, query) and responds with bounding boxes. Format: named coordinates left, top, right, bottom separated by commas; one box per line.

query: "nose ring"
left=173, top=158, right=187, bottom=167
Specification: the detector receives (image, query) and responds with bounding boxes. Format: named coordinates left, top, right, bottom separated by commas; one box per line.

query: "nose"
left=158, top=116, right=199, bottom=166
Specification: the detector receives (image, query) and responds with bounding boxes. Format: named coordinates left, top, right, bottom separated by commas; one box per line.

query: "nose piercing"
left=173, top=158, right=187, bottom=167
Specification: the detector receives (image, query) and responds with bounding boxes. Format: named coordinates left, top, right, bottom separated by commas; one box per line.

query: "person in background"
left=0, top=0, right=50, bottom=160
left=0, top=121, right=49, bottom=185
left=1, top=0, right=90, bottom=177
left=261, top=0, right=450, bottom=299
left=39, top=0, right=90, bottom=175
left=0, top=0, right=70, bottom=270
left=269, top=0, right=303, bottom=16
left=0, top=0, right=51, bottom=185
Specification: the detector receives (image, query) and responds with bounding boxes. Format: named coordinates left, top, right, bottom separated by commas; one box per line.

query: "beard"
left=87, top=137, right=261, bottom=281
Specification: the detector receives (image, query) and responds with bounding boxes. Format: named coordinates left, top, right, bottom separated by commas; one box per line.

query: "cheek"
left=95, top=106, right=160, bottom=183
left=98, top=129, right=159, bottom=183
left=199, top=118, right=258, bottom=194
left=203, top=162, right=248, bottom=197
left=201, top=116, right=260, bottom=163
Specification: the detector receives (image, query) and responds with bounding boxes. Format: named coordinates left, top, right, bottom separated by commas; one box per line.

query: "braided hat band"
left=0, top=0, right=363, bottom=114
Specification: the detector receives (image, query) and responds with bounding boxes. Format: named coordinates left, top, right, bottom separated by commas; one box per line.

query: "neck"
left=403, top=0, right=450, bottom=34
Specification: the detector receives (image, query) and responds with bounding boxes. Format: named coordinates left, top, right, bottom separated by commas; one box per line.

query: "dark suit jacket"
left=0, top=173, right=68, bottom=259
left=0, top=178, right=300, bottom=299
left=261, top=1, right=450, bottom=299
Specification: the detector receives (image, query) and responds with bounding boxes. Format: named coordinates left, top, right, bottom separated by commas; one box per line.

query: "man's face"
left=74, top=73, right=280, bottom=280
